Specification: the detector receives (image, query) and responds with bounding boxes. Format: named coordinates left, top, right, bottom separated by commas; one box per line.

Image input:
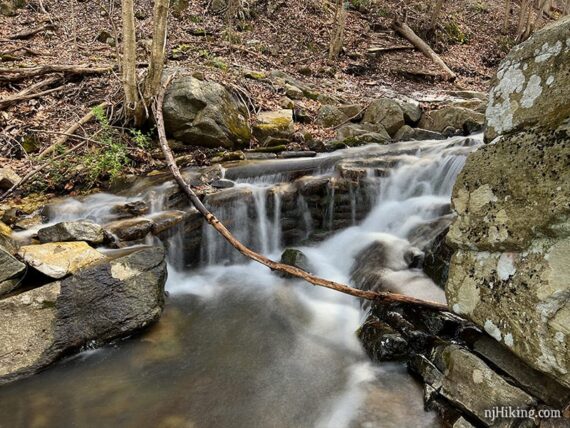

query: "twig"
left=152, top=73, right=448, bottom=311
left=9, top=24, right=56, bottom=40
left=37, top=102, right=109, bottom=158
left=0, top=140, right=88, bottom=201
left=0, top=76, right=61, bottom=109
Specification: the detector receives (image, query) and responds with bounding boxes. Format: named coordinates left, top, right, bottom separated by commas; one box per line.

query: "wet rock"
left=315, top=105, right=348, bottom=128
left=149, top=211, right=187, bottom=235
left=279, top=248, right=312, bottom=273
left=0, top=168, right=20, bottom=191
left=13, top=212, right=43, bottom=231
left=362, top=98, right=406, bottom=137
left=243, top=152, right=277, bottom=160
left=0, top=247, right=167, bottom=384
left=336, top=122, right=390, bottom=141
left=211, top=179, right=235, bottom=189
left=359, top=318, right=410, bottom=361
left=163, top=76, right=251, bottom=149
left=105, top=218, right=153, bottom=242
left=252, top=109, right=294, bottom=145
left=37, top=220, right=106, bottom=245
left=413, top=345, right=536, bottom=426
left=279, top=151, right=316, bottom=159
left=111, top=201, right=149, bottom=219
left=17, top=242, right=107, bottom=279
left=394, top=125, right=445, bottom=142
left=485, top=17, right=570, bottom=141
left=418, top=106, right=484, bottom=135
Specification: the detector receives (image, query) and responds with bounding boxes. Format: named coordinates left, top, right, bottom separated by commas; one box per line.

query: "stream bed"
left=0, top=136, right=481, bottom=428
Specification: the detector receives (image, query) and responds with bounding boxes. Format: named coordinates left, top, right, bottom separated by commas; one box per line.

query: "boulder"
left=362, top=98, right=405, bottom=137
left=485, top=17, right=570, bottom=141
left=252, top=109, right=294, bottom=145
left=105, top=217, right=153, bottom=241
left=163, top=76, right=251, bottom=149
left=149, top=210, right=187, bottom=235
left=315, top=105, right=348, bottom=128
left=412, top=345, right=536, bottom=426
left=37, top=220, right=106, bottom=245
left=393, top=125, right=446, bottom=142
left=395, top=99, right=423, bottom=125
left=0, top=168, right=20, bottom=191
left=446, top=23, right=570, bottom=388
left=418, top=106, right=484, bottom=135
left=0, top=247, right=167, bottom=384
left=0, top=247, right=26, bottom=297
left=337, top=104, right=363, bottom=120
left=18, top=242, right=107, bottom=279
left=284, top=83, right=303, bottom=100
left=279, top=248, right=312, bottom=273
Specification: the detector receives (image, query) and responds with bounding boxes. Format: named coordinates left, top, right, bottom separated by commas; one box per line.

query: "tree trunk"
left=565, top=0, right=570, bottom=15
left=152, top=74, right=448, bottom=312
left=503, top=0, right=512, bottom=32
left=429, top=0, right=445, bottom=30
left=328, top=0, right=346, bottom=60
left=121, top=0, right=140, bottom=123
left=137, top=0, right=170, bottom=125
left=391, top=20, right=456, bottom=81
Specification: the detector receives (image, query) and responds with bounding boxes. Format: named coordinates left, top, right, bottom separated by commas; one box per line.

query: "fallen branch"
left=332, top=101, right=372, bottom=130
left=0, top=64, right=114, bottom=82
left=391, top=20, right=456, bottom=81
left=9, top=24, right=56, bottom=40
left=37, top=102, right=109, bottom=159
left=0, top=76, right=61, bottom=109
left=367, top=45, right=415, bottom=55
left=153, top=74, right=448, bottom=311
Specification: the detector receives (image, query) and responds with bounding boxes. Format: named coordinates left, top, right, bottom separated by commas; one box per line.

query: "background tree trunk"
left=121, top=0, right=140, bottom=123
left=328, top=0, right=346, bottom=60
left=137, top=0, right=170, bottom=125
left=429, top=0, right=445, bottom=30
left=503, top=0, right=512, bottom=32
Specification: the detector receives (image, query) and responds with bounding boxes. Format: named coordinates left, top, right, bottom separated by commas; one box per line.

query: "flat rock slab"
left=0, top=246, right=166, bottom=384
left=18, top=242, right=107, bottom=279
left=38, top=220, right=106, bottom=244
left=105, top=218, right=153, bottom=241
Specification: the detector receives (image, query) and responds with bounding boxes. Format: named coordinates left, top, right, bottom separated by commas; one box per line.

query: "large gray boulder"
left=446, top=18, right=570, bottom=388
left=163, top=76, right=251, bottom=149
left=418, top=106, right=484, bottom=135
left=362, top=98, right=405, bottom=137
left=0, top=247, right=167, bottom=384
left=485, top=17, right=570, bottom=141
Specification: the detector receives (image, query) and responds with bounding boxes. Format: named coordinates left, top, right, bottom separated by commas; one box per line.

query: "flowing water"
left=0, top=136, right=481, bottom=428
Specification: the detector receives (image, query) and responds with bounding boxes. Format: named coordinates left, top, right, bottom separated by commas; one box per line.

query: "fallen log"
left=0, top=64, right=114, bottom=82
left=153, top=73, right=448, bottom=311
left=391, top=19, right=456, bottom=81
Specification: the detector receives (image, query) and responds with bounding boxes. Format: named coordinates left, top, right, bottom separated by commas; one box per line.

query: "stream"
left=0, top=136, right=481, bottom=428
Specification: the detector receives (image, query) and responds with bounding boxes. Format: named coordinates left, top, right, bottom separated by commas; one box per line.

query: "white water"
left=2, top=136, right=480, bottom=428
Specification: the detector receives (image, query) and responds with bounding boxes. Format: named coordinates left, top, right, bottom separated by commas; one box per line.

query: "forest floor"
left=0, top=0, right=560, bottom=202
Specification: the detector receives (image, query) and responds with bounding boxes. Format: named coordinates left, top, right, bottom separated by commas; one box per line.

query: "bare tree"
left=121, top=0, right=139, bottom=123
left=503, top=0, right=512, bottom=32
left=328, top=0, right=346, bottom=60
left=429, top=0, right=445, bottom=30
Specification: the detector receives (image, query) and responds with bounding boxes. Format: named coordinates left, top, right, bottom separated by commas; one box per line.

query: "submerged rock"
left=18, top=242, right=107, bottom=279
left=279, top=248, right=312, bottom=273
left=0, top=247, right=167, bottom=384
left=37, top=220, right=106, bottom=245
left=163, top=76, right=251, bottom=149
